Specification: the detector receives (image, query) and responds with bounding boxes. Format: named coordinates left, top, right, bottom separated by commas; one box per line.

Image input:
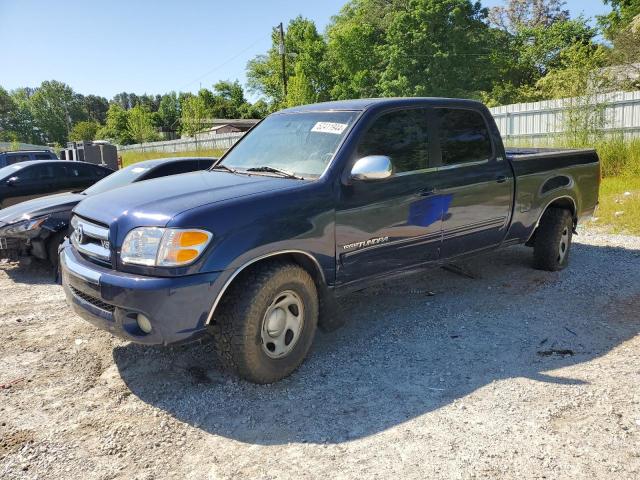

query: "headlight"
left=121, top=227, right=212, bottom=267
left=2, top=215, right=49, bottom=236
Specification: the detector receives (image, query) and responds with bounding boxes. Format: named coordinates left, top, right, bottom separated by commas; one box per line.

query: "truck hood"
left=73, top=170, right=304, bottom=228
left=0, top=192, right=84, bottom=226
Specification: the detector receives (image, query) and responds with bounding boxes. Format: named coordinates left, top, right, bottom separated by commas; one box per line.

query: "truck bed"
left=502, top=146, right=600, bottom=245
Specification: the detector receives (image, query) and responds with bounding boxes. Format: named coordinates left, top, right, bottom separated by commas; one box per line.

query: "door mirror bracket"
left=349, top=155, right=393, bottom=182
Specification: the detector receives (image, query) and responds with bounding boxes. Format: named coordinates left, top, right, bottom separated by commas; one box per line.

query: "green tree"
left=69, top=121, right=99, bottom=141
left=127, top=105, right=158, bottom=144
left=378, top=0, right=497, bottom=98
left=96, top=103, right=132, bottom=144
left=210, top=80, right=250, bottom=117
left=488, top=0, right=569, bottom=34
left=6, top=88, right=43, bottom=144
left=29, top=80, right=86, bottom=144
left=247, top=16, right=329, bottom=108
left=0, top=86, right=17, bottom=141
left=482, top=17, right=599, bottom=105
left=286, top=65, right=316, bottom=107
left=599, top=0, right=640, bottom=38
left=609, top=13, right=640, bottom=90
left=82, top=95, right=109, bottom=124
left=180, top=95, right=208, bottom=136
left=157, top=91, right=181, bottom=130
left=325, top=0, right=392, bottom=100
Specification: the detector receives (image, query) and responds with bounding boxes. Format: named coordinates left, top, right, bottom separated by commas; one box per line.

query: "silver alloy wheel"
left=261, top=290, right=304, bottom=359
left=558, top=226, right=569, bottom=263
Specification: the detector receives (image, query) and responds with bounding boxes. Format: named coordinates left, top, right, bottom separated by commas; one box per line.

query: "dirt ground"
left=1, top=229, right=639, bottom=479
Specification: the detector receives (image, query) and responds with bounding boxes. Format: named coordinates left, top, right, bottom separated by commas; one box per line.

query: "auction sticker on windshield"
left=311, top=122, right=348, bottom=134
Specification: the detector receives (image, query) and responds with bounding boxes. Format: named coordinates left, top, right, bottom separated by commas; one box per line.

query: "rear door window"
left=435, top=108, right=493, bottom=166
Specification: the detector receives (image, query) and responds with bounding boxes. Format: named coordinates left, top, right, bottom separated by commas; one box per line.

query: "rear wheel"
left=533, top=208, right=573, bottom=271
left=210, top=261, right=319, bottom=384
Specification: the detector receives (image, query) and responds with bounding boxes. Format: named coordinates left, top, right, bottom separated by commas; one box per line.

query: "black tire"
left=533, top=208, right=573, bottom=271
left=209, top=261, right=319, bottom=384
left=47, top=231, right=66, bottom=282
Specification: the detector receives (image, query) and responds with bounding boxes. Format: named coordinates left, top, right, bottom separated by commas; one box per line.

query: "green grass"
left=591, top=176, right=640, bottom=235
left=507, top=136, right=640, bottom=178
left=120, top=148, right=227, bottom=167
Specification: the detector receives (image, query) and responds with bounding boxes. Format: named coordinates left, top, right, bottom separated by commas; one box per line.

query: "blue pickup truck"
left=60, top=98, right=600, bottom=383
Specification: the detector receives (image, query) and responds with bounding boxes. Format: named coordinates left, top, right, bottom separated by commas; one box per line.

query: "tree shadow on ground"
left=113, top=242, right=640, bottom=445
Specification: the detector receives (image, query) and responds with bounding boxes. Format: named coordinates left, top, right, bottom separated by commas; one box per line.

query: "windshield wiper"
left=210, top=164, right=238, bottom=174
left=245, top=166, right=304, bottom=180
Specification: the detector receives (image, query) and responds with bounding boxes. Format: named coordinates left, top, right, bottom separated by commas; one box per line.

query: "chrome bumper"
left=60, top=247, right=102, bottom=285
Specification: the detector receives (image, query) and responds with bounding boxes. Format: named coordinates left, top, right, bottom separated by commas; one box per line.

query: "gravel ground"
left=1, top=229, right=639, bottom=479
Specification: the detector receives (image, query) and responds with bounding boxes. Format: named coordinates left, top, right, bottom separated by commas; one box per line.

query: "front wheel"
left=533, top=208, right=573, bottom=271
left=47, top=231, right=66, bottom=282
left=210, top=261, right=319, bottom=384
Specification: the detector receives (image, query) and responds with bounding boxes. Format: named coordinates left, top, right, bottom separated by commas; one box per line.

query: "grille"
left=70, top=216, right=111, bottom=265
left=70, top=285, right=116, bottom=313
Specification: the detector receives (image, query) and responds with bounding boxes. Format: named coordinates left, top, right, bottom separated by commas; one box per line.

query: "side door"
left=335, top=108, right=443, bottom=285
left=46, top=164, right=77, bottom=194
left=433, top=107, right=514, bottom=259
left=65, top=163, right=104, bottom=191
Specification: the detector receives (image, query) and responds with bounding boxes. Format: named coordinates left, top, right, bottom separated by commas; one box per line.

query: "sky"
left=0, top=0, right=611, bottom=101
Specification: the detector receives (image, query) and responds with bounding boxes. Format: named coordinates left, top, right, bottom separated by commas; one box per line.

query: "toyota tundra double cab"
left=60, top=98, right=600, bottom=383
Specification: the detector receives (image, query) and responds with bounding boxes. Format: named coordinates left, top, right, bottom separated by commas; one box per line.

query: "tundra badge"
left=342, top=236, right=389, bottom=251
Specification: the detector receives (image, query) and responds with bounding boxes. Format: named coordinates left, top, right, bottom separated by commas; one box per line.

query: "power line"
left=178, top=36, right=268, bottom=92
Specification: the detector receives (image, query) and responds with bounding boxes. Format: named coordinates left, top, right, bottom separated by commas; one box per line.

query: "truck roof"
left=279, top=97, right=486, bottom=113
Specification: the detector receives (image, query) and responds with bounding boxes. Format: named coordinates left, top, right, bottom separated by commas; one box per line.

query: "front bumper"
left=0, top=236, right=27, bottom=259
left=60, top=244, right=221, bottom=345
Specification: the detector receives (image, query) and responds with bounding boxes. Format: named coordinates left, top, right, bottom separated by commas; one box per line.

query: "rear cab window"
left=435, top=108, right=493, bottom=166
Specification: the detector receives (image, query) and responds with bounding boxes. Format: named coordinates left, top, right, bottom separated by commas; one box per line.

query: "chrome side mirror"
left=6, top=176, right=18, bottom=186
left=350, top=155, right=393, bottom=182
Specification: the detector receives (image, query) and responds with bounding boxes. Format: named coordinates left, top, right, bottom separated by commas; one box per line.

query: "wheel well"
left=547, top=197, right=576, bottom=221
left=208, top=252, right=328, bottom=325
left=526, top=196, right=577, bottom=246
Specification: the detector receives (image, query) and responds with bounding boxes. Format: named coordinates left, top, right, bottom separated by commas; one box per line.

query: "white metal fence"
left=489, top=90, right=640, bottom=143
left=117, top=131, right=245, bottom=153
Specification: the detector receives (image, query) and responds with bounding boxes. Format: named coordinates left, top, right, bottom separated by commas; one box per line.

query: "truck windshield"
left=218, top=111, right=358, bottom=178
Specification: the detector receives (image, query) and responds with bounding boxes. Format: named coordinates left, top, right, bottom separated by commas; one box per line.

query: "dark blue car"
left=60, top=98, right=600, bottom=383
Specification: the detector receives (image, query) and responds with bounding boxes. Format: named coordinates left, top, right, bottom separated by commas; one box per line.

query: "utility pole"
left=277, top=22, right=287, bottom=98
